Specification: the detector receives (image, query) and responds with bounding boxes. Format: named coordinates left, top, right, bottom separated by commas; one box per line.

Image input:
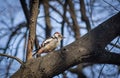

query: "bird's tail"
left=32, top=48, right=44, bottom=56
left=32, top=46, right=41, bottom=56
left=32, top=49, right=39, bottom=56
left=32, top=52, right=37, bottom=56
left=33, top=46, right=41, bottom=52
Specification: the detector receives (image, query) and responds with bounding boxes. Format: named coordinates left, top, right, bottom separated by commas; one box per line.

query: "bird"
left=33, top=32, right=64, bottom=56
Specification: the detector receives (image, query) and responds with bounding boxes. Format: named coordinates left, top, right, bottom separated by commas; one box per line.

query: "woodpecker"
left=33, top=32, right=64, bottom=56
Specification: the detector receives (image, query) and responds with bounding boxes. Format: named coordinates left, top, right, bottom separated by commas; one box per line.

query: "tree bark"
left=11, top=12, right=120, bottom=78
left=26, top=0, right=39, bottom=61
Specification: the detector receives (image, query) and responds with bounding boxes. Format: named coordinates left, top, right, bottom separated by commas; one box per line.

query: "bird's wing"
left=41, top=37, right=53, bottom=47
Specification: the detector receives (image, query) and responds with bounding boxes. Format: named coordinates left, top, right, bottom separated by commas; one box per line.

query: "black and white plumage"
left=33, top=32, right=64, bottom=56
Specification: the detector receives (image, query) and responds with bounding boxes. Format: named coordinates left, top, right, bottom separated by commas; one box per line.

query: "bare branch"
left=67, top=0, right=80, bottom=39
left=109, top=43, right=120, bottom=49
left=79, top=0, right=91, bottom=31
left=103, top=0, right=119, bottom=12
left=26, top=0, right=39, bottom=61
left=68, top=64, right=87, bottom=78
left=49, top=4, right=72, bottom=28
left=43, top=0, right=52, bottom=38
left=0, top=53, right=24, bottom=65
left=20, top=0, right=30, bottom=23
left=20, top=0, right=40, bottom=53
left=1, top=22, right=26, bottom=62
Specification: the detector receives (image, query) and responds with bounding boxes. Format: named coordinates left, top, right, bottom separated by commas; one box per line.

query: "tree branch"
left=0, top=22, right=26, bottom=62
left=26, top=0, right=39, bottom=61
left=61, top=0, right=67, bottom=48
left=43, top=0, right=52, bottom=38
left=11, top=12, right=120, bottom=78
left=49, top=4, right=72, bottom=29
left=80, top=0, right=91, bottom=31
left=20, top=0, right=30, bottom=23
left=67, top=0, right=81, bottom=39
left=68, top=64, right=87, bottom=78
left=103, top=0, right=119, bottom=12
left=109, top=42, right=120, bottom=49
left=0, top=53, right=24, bottom=65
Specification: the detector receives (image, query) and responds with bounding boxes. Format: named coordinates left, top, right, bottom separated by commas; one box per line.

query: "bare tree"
left=0, top=0, right=120, bottom=78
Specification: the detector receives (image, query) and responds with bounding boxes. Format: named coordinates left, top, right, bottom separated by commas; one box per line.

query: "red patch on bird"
left=55, top=32, right=60, bottom=34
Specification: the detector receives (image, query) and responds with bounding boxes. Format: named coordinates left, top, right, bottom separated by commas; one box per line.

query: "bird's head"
left=53, top=32, right=64, bottom=40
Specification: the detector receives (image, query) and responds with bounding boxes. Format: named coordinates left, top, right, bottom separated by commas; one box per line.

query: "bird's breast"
left=43, top=39, right=60, bottom=52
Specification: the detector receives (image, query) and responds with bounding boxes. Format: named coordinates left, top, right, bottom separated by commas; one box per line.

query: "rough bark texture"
left=20, top=0, right=40, bottom=54
left=11, top=12, right=120, bottom=78
left=26, top=0, right=39, bottom=61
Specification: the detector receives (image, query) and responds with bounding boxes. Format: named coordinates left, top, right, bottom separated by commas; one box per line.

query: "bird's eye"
left=58, top=35, right=61, bottom=37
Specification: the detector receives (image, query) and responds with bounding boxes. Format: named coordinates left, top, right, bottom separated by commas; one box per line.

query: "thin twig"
left=109, top=43, right=120, bottom=49
left=61, top=0, right=67, bottom=48
left=0, top=53, right=24, bottom=65
left=98, top=37, right=120, bottom=78
left=103, top=0, right=119, bottom=12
